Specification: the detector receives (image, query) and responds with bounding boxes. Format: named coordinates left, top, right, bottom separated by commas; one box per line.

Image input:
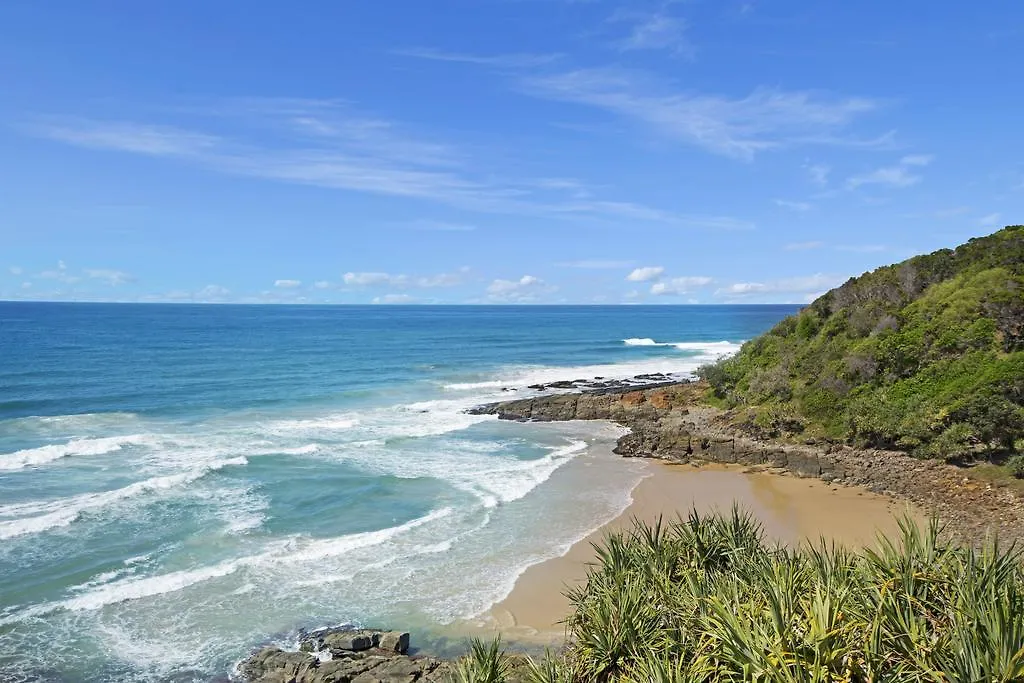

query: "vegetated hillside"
left=700, top=225, right=1024, bottom=459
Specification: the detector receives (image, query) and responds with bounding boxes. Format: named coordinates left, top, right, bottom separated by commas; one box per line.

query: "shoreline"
left=456, top=454, right=914, bottom=643
left=471, top=381, right=1024, bottom=546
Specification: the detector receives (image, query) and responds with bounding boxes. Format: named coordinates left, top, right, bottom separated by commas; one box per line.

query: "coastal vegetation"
left=698, top=225, right=1024, bottom=463
left=456, top=509, right=1024, bottom=682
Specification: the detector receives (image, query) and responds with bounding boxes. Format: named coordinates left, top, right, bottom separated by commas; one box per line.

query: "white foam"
left=48, top=507, right=454, bottom=614
left=443, top=339, right=745, bottom=392
left=450, top=440, right=588, bottom=508
left=268, top=415, right=360, bottom=433
left=444, top=359, right=694, bottom=391
left=623, top=338, right=743, bottom=354
left=0, top=434, right=152, bottom=471
left=623, top=337, right=660, bottom=346
left=261, top=506, right=453, bottom=565
left=61, top=558, right=248, bottom=611
left=0, top=457, right=248, bottom=540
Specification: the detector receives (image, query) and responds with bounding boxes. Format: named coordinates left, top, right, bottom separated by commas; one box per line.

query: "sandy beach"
left=472, top=459, right=916, bottom=642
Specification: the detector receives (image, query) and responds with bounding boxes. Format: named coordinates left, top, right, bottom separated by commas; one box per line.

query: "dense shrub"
left=700, top=226, right=1024, bottom=459
left=457, top=510, right=1024, bottom=682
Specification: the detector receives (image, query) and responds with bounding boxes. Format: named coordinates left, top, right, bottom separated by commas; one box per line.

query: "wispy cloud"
left=38, top=260, right=81, bottom=284
left=274, top=279, right=302, bottom=288
left=784, top=241, right=824, bottom=251
left=85, top=268, right=135, bottom=285
left=626, top=266, right=664, bottom=282
left=342, top=269, right=467, bottom=289
left=9, top=266, right=23, bottom=275
left=393, top=48, right=562, bottom=68
left=557, top=259, right=635, bottom=269
left=27, top=99, right=719, bottom=228
left=486, top=274, right=554, bottom=302
left=716, top=273, right=843, bottom=299
left=610, top=10, right=694, bottom=57
left=773, top=199, right=812, bottom=212
left=978, top=212, right=1003, bottom=227
left=28, top=120, right=218, bottom=156
left=900, top=154, right=934, bottom=166
left=847, top=154, right=933, bottom=189
left=524, top=68, right=885, bottom=160
left=933, top=206, right=970, bottom=219
left=650, top=276, right=712, bottom=295
left=404, top=219, right=477, bottom=232
left=805, top=162, right=831, bottom=186
left=372, top=293, right=417, bottom=304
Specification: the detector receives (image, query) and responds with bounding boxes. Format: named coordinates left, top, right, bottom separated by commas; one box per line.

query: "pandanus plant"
left=452, top=507, right=1024, bottom=682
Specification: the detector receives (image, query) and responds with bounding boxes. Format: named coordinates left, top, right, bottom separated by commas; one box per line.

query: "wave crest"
left=0, top=434, right=152, bottom=471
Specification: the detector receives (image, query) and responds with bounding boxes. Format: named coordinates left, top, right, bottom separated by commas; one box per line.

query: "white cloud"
left=195, top=284, right=230, bottom=302
left=773, top=199, right=812, bottom=212
left=557, top=259, right=636, bottom=269
left=847, top=154, right=933, bottom=189
left=343, top=272, right=398, bottom=287
left=39, top=260, right=80, bottom=284
left=932, top=206, right=970, bottom=219
left=626, top=266, right=664, bottom=282
left=846, top=165, right=920, bottom=189
left=806, top=163, right=831, bottom=186
left=486, top=275, right=552, bottom=302
left=84, top=268, right=135, bottom=285
left=29, top=121, right=218, bottom=157
left=978, top=212, right=1003, bottom=228
left=274, top=279, right=302, bottom=288
left=900, top=154, right=934, bottom=166
left=393, top=48, right=562, bottom=68
left=524, top=69, right=885, bottom=160
left=9, top=266, right=23, bottom=275
left=343, top=270, right=465, bottom=288
left=416, top=272, right=464, bottom=288
left=27, top=103, right=745, bottom=229
left=21, top=282, right=31, bottom=289
left=717, top=273, right=843, bottom=299
left=313, top=280, right=332, bottom=289
left=372, top=294, right=417, bottom=304
left=784, top=241, right=825, bottom=251
left=649, top=276, right=713, bottom=295
left=613, top=11, right=693, bottom=57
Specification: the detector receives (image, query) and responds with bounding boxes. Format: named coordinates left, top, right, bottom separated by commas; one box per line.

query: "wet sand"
left=473, top=460, right=916, bottom=642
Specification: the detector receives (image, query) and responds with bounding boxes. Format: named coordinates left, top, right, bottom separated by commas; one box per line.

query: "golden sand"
left=461, top=460, right=916, bottom=643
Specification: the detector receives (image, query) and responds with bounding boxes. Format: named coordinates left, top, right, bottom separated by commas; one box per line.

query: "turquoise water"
left=0, top=303, right=797, bottom=681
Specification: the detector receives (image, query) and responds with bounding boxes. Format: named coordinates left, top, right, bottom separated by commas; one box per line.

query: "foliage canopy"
left=699, top=225, right=1024, bottom=459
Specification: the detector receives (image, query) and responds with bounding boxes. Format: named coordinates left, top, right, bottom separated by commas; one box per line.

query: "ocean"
left=0, top=303, right=798, bottom=682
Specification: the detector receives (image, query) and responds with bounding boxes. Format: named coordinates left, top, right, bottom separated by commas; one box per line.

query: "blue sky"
left=1, top=1, right=1022, bottom=304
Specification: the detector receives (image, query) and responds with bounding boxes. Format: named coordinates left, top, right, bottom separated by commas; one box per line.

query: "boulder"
left=379, top=631, right=410, bottom=655
left=324, top=630, right=378, bottom=653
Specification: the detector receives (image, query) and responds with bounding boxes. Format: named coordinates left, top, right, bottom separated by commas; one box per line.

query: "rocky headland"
left=469, top=379, right=1024, bottom=545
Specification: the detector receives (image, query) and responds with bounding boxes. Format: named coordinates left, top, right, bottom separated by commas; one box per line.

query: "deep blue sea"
left=0, top=303, right=797, bottom=682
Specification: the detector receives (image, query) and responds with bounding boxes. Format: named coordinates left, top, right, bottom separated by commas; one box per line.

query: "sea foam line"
left=0, top=434, right=152, bottom=471
left=0, top=457, right=248, bottom=540
left=0, top=507, right=454, bottom=623
left=623, top=338, right=742, bottom=353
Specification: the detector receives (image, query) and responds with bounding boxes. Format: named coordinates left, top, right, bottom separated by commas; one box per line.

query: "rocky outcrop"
left=471, top=381, right=1024, bottom=545
left=240, top=628, right=450, bottom=683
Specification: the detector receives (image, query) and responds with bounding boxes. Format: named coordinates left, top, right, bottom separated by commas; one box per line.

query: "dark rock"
left=379, top=631, right=410, bottom=655
left=241, top=630, right=452, bottom=683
